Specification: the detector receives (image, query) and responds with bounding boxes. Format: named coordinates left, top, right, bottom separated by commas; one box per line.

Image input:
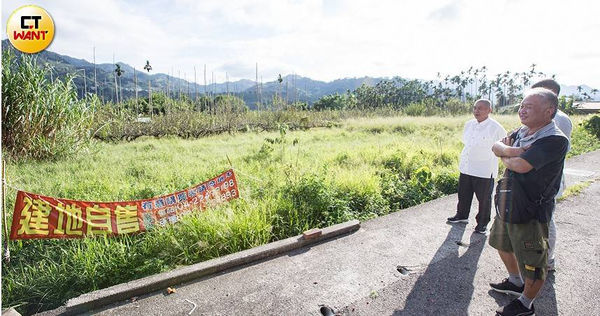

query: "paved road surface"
left=91, top=150, right=600, bottom=315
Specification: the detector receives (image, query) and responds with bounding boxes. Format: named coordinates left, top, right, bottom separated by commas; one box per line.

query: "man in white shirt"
left=448, top=99, right=507, bottom=233
left=531, top=79, right=572, bottom=271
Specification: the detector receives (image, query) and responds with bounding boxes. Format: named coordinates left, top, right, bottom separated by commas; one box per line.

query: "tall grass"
left=1, top=51, right=99, bottom=160
left=2, top=114, right=599, bottom=314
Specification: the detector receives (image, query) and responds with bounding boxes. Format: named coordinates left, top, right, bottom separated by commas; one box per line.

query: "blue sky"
left=3, top=0, right=600, bottom=88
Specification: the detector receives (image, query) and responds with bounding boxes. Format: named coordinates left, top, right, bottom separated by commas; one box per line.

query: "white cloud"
left=2, top=0, right=600, bottom=87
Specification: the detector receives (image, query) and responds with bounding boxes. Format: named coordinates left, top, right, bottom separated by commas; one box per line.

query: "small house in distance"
left=573, top=101, right=600, bottom=114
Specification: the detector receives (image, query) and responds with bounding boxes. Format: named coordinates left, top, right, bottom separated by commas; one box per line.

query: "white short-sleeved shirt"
left=459, top=117, right=507, bottom=179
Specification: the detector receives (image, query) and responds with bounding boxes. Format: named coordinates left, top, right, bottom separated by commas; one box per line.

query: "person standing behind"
left=447, top=99, right=507, bottom=234
left=530, top=79, right=572, bottom=272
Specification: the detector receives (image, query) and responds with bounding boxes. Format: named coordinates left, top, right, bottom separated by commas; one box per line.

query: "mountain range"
left=2, top=39, right=597, bottom=107
left=1, top=40, right=384, bottom=108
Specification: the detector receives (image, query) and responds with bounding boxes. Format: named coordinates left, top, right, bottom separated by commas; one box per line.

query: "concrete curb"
left=40, top=220, right=360, bottom=315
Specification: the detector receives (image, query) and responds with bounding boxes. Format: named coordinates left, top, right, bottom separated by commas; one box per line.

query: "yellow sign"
left=6, top=5, right=55, bottom=54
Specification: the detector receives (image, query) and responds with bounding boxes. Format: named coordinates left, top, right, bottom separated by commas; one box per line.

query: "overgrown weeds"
left=1, top=51, right=99, bottom=160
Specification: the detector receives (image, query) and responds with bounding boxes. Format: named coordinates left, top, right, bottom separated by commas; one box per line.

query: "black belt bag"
left=494, top=170, right=559, bottom=224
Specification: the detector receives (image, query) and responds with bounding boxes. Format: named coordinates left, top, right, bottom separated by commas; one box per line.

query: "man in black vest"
left=488, top=88, right=568, bottom=316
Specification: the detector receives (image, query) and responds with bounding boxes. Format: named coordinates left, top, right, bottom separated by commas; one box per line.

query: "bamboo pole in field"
left=285, top=80, right=288, bottom=106
left=103, top=76, right=107, bottom=103
left=2, top=159, right=10, bottom=263
left=212, top=71, right=215, bottom=114
left=134, top=67, right=138, bottom=116
left=113, top=53, right=119, bottom=104
left=256, top=62, right=259, bottom=111
left=204, top=64, right=207, bottom=111
left=149, top=78, right=152, bottom=118
left=119, top=73, right=122, bottom=104
left=83, top=68, right=87, bottom=95
left=93, top=46, right=98, bottom=95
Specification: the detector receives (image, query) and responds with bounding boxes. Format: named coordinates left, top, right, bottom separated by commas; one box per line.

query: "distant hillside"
left=3, top=40, right=597, bottom=107
left=1, top=40, right=385, bottom=108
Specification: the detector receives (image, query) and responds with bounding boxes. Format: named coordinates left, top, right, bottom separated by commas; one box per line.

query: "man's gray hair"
left=474, top=98, right=492, bottom=109
left=531, top=79, right=560, bottom=95
left=525, top=87, right=559, bottom=118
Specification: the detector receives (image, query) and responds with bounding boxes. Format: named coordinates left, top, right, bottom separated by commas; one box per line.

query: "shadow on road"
left=393, top=223, right=486, bottom=315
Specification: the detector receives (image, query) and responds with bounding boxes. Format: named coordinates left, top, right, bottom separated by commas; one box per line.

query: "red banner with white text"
left=10, top=169, right=239, bottom=240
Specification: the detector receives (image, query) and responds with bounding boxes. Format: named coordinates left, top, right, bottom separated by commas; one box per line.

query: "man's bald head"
left=473, top=98, right=492, bottom=122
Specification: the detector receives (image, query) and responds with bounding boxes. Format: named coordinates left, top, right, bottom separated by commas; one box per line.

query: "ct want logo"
left=6, top=5, right=55, bottom=54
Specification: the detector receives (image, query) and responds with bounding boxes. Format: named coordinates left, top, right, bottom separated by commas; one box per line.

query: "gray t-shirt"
left=554, top=109, right=572, bottom=142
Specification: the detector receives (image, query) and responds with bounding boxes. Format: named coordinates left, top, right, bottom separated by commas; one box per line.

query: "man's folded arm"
left=492, top=140, right=525, bottom=157
left=501, top=156, right=533, bottom=173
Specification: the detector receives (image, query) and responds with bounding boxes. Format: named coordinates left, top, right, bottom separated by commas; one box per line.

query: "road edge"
left=38, top=219, right=360, bottom=315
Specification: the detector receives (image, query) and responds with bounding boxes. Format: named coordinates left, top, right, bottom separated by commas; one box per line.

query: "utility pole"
left=194, top=66, right=197, bottom=102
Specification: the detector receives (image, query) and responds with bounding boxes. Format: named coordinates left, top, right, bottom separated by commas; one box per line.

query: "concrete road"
left=88, top=150, right=600, bottom=316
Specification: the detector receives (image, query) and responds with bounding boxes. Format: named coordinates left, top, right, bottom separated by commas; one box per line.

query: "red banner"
left=10, top=169, right=239, bottom=240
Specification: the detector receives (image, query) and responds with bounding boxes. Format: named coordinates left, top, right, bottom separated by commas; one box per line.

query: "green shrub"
left=433, top=169, right=460, bottom=195
left=381, top=152, right=420, bottom=179
left=381, top=166, right=437, bottom=210
left=583, top=115, right=600, bottom=139
left=272, top=174, right=351, bottom=239
left=403, top=102, right=428, bottom=116
left=569, top=123, right=600, bottom=157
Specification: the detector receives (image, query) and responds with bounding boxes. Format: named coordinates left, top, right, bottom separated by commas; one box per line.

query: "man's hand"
left=501, top=136, right=514, bottom=146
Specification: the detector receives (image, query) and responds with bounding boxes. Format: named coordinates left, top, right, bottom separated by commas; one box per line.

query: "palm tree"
left=577, top=85, right=583, bottom=100
left=114, top=64, right=124, bottom=104
left=582, top=92, right=591, bottom=101
left=113, top=64, right=120, bottom=104
left=144, top=60, right=153, bottom=117
left=143, top=60, right=152, bottom=72
left=529, top=64, right=536, bottom=76
left=277, top=74, right=283, bottom=110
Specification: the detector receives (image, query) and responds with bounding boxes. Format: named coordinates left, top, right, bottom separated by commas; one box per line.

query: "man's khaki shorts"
left=489, top=216, right=549, bottom=280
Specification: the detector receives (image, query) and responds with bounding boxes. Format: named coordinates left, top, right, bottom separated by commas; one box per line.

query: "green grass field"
left=2, top=114, right=599, bottom=314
